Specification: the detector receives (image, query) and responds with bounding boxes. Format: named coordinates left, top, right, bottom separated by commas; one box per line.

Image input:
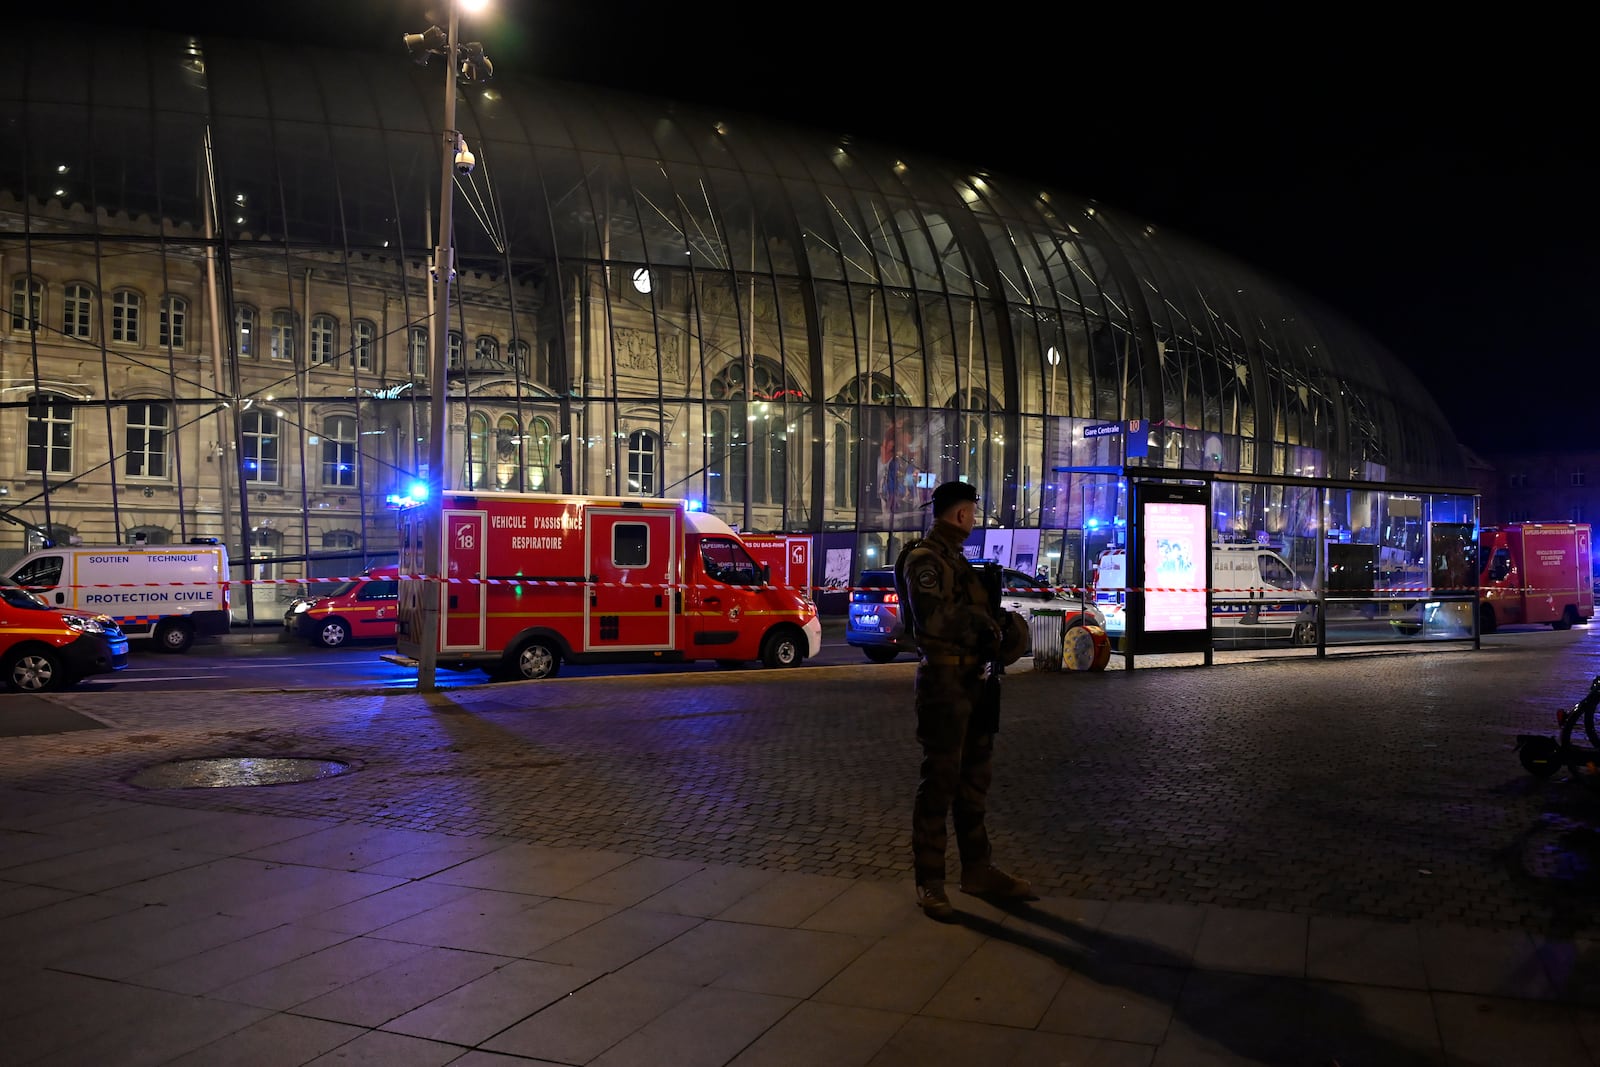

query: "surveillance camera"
left=454, top=145, right=475, bottom=176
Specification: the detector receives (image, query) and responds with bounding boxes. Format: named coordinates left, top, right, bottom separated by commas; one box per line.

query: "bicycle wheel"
left=1559, top=705, right=1600, bottom=794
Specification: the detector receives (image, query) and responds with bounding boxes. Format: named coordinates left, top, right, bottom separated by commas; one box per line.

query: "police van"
left=6, top=539, right=231, bottom=652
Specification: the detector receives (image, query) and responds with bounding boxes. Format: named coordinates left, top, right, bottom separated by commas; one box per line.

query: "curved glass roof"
left=0, top=21, right=1466, bottom=553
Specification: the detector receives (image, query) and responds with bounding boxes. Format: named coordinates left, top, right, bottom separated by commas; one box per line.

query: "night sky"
left=87, top=2, right=1597, bottom=457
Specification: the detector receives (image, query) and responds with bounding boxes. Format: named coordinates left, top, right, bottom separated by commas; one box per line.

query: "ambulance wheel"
left=3, top=647, right=69, bottom=692
left=1479, top=604, right=1498, bottom=634
left=506, top=638, right=560, bottom=680
left=315, top=618, right=351, bottom=647
left=1554, top=607, right=1578, bottom=631
left=760, top=629, right=804, bottom=669
left=154, top=618, right=194, bottom=653
left=862, top=646, right=899, bottom=663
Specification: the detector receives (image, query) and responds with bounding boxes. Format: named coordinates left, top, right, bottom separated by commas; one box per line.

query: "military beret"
left=929, top=480, right=978, bottom=517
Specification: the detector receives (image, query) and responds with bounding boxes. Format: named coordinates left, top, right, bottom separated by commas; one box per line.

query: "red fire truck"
left=393, top=491, right=822, bottom=680
left=1478, top=522, right=1593, bottom=633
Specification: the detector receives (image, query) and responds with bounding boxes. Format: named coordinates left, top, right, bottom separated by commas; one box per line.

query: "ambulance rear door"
left=442, top=508, right=487, bottom=651
left=585, top=507, right=676, bottom=651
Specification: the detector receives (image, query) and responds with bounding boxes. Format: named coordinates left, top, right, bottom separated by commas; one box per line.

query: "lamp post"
left=404, top=1, right=492, bottom=690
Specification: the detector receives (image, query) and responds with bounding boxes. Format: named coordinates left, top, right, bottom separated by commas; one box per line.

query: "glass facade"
left=0, top=24, right=1467, bottom=618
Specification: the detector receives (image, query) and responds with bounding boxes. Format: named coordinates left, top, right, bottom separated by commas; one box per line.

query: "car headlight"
left=291, top=601, right=311, bottom=614
left=62, top=614, right=105, bottom=633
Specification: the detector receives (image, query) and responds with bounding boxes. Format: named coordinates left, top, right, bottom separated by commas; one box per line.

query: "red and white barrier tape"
left=17, top=578, right=1510, bottom=596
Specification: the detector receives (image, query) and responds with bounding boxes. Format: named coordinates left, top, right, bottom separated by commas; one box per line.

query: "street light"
left=404, top=0, right=492, bottom=691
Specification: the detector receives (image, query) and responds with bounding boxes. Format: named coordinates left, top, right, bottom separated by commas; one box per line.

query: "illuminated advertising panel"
left=1142, top=500, right=1208, bottom=632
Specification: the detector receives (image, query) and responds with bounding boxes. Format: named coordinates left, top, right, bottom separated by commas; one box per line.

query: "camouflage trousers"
left=911, top=663, right=995, bottom=887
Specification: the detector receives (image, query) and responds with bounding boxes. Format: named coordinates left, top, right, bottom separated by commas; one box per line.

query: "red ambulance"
left=393, top=491, right=822, bottom=680
left=1478, top=522, right=1593, bottom=633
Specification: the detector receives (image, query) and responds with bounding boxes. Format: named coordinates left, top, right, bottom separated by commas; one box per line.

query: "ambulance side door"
left=586, top=509, right=675, bottom=651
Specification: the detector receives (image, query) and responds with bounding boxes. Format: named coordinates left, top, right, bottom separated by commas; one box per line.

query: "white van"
left=7, top=540, right=231, bottom=652
left=1093, top=542, right=1317, bottom=645
left=1210, top=543, right=1317, bottom=645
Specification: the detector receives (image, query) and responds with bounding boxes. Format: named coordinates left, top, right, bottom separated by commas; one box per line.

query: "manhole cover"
left=129, top=757, right=352, bottom=789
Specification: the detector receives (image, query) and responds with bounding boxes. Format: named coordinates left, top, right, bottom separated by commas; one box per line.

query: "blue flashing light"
left=685, top=497, right=704, bottom=512
left=384, top=480, right=430, bottom=510
left=1086, top=518, right=1100, bottom=529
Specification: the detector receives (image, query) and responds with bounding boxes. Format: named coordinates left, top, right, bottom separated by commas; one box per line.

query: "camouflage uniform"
left=896, top=518, right=1006, bottom=890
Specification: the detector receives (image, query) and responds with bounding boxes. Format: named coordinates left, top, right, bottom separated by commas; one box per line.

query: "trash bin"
left=1029, top=608, right=1066, bottom=671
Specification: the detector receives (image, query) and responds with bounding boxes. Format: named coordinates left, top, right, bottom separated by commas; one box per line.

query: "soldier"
left=895, top=480, right=1034, bottom=920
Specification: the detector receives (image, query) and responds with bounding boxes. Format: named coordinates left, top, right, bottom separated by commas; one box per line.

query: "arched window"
left=830, top=373, right=906, bottom=514
left=407, top=326, right=427, bottom=376
left=322, top=415, right=357, bottom=487
left=111, top=289, right=142, bottom=344
left=707, top=357, right=805, bottom=402
left=241, top=409, right=280, bottom=483
left=508, top=339, right=530, bottom=377
left=465, top=411, right=489, bottom=487
left=26, top=394, right=74, bottom=474
left=475, top=335, right=499, bottom=362
left=527, top=415, right=552, bottom=490
left=627, top=430, right=658, bottom=496
left=269, top=309, right=297, bottom=362
left=10, top=275, right=42, bottom=332
left=309, top=313, right=336, bottom=365
left=235, top=304, right=256, bottom=358
left=495, top=414, right=521, bottom=489
left=353, top=319, right=375, bottom=370
left=159, top=295, right=187, bottom=350
left=62, top=283, right=93, bottom=339
left=708, top=357, right=805, bottom=507
left=125, top=525, right=171, bottom=545
left=125, top=401, right=171, bottom=478
left=945, top=387, right=998, bottom=491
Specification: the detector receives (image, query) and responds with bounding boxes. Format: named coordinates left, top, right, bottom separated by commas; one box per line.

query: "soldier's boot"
left=960, top=863, right=1036, bottom=900
left=915, top=882, right=955, bottom=921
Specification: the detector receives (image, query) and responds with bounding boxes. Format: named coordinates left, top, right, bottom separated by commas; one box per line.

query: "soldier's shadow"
left=955, top=899, right=1496, bottom=1067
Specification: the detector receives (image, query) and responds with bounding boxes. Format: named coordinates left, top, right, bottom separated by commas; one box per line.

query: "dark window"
left=613, top=523, right=649, bottom=568
left=26, top=395, right=73, bottom=474
left=13, top=555, right=64, bottom=588
left=125, top=401, right=170, bottom=478
left=700, top=536, right=761, bottom=584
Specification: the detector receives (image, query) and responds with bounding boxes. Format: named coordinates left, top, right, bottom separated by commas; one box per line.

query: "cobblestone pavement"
left=10, top=628, right=1600, bottom=939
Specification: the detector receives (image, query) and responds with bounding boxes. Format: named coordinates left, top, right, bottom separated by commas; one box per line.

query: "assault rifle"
left=975, top=561, right=1005, bottom=733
